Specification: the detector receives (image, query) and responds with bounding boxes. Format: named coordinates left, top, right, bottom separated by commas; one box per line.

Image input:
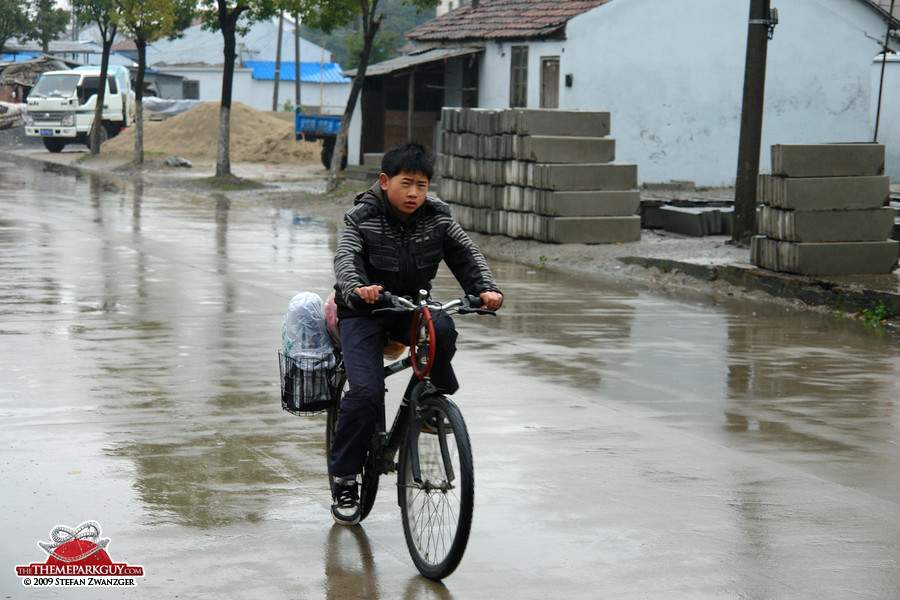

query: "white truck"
left=24, top=65, right=135, bottom=152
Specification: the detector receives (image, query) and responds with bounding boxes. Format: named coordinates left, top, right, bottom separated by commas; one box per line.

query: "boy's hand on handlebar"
left=354, top=284, right=383, bottom=304
left=479, top=291, right=503, bottom=311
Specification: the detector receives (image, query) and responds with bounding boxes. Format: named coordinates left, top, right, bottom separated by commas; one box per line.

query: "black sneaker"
left=331, top=477, right=360, bottom=526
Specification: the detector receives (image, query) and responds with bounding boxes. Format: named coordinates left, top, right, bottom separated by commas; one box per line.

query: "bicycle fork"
left=405, top=380, right=456, bottom=488
left=382, top=377, right=456, bottom=488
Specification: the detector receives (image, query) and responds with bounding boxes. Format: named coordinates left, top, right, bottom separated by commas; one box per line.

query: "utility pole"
left=732, top=0, right=777, bottom=246
left=294, top=14, right=301, bottom=111
left=273, top=13, right=284, bottom=111
left=873, top=0, right=896, bottom=142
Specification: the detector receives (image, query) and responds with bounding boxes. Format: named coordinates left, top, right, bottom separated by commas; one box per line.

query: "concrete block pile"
left=657, top=205, right=733, bottom=237
left=344, top=152, right=383, bottom=186
left=752, top=143, right=899, bottom=275
left=438, top=108, right=641, bottom=243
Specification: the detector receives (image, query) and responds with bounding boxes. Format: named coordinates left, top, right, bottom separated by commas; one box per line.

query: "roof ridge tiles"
left=407, top=0, right=610, bottom=42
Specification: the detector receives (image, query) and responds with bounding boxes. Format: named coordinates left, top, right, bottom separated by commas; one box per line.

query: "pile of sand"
left=102, top=101, right=320, bottom=164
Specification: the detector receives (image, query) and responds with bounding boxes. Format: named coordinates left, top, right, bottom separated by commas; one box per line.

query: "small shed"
left=343, top=47, right=482, bottom=158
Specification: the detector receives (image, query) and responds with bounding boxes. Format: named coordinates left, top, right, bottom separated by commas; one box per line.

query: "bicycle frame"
left=376, top=329, right=437, bottom=483
left=357, top=291, right=486, bottom=482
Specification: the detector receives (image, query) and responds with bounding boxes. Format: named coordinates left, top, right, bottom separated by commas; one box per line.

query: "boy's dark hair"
left=381, top=141, right=434, bottom=181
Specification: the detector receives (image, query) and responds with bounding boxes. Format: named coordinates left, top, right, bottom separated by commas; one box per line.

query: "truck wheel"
left=43, top=138, right=66, bottom=153
left=85, top=124, right=109, bottom=149
left=321, top=138, right=348, bottom=170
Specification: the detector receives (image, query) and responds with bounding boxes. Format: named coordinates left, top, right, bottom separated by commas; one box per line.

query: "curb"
left=619, top=256, right=900, bottom=320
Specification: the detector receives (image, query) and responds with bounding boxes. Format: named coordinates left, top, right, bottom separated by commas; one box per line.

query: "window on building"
left=510, top=46, right=528, bottom=108
left=183, top=80, right=199, bottom=100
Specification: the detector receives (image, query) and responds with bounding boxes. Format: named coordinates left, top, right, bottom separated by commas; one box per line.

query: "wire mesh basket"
left=278, top=350, right=336, bottom=415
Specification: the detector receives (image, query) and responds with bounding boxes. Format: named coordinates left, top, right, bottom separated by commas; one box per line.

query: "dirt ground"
left=101, top=101, right=320, bottom=165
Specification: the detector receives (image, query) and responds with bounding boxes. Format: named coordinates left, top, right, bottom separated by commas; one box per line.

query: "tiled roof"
left=407, top=0, right=610, bottom=42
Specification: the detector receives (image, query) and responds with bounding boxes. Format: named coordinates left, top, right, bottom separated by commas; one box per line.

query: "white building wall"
left=436, top=0, right=460, bottom=17
left=477, top=0, right=895, bottom=186
left=253, top=79, right=352, bottom=115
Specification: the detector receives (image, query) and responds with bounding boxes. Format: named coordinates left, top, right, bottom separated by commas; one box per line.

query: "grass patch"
left=860, top=301, right=888, bottom=326
left=196, top=175, right=264, bottom=191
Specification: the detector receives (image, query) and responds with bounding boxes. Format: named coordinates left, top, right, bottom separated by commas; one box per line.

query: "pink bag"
left=323, top=292, right=340, bottom=348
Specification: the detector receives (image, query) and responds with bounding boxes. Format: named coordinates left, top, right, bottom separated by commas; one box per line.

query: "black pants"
left=328, top=311, right=458, bottom=479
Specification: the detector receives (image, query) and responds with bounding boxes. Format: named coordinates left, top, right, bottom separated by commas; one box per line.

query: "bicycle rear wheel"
left=325, top=370, right=379, bottom=522
left=398, top=394, right=473, bottom=579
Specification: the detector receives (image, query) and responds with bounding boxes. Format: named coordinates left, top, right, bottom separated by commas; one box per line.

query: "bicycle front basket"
left=278, top=350, right=336, bottom=415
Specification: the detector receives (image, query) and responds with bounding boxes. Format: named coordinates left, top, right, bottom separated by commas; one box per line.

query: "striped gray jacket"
left=333, top=183, right=500, bottom=317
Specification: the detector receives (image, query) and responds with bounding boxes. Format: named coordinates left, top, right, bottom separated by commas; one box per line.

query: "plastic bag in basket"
left=282, top=292, right=335, bottom=365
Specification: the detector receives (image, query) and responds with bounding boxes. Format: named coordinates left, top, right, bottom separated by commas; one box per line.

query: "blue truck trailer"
left=295, top=110, right=346, bottom=169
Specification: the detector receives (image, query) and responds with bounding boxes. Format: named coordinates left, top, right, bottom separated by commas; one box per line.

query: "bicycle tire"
left=410, top=307, right=436, bottom=379
left=325, top=372, right=379, bottom=522
left=398, top=394, right=473, bottom=579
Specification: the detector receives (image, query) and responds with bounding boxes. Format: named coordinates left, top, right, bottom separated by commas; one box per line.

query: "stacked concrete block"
left=658, top=205, right=734, bottom=237
left=438, top=108, right=640, bottom=243
left=344, top=152, right=383, bottom=186
left=751, top=143, right=899, bottom=275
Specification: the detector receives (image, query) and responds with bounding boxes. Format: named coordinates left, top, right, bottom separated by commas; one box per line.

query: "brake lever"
left=369, top=292, right=415, bottom=315
left=371, top=306, right=408, bottom=315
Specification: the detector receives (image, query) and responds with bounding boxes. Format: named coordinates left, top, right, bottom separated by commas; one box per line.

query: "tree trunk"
left=90, top=25, right=116, bottom=155
left=216, top=3, right=243, bottom=179
left=326, top=13, right=382, bottom=193
left=134, top=38, right=147, bottom=166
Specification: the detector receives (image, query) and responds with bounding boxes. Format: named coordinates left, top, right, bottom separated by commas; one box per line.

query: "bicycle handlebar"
left=373, top=291, right=494, bottom=316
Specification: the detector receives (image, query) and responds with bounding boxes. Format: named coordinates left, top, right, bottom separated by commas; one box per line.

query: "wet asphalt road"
left=1, top=157, right=899, bottom=599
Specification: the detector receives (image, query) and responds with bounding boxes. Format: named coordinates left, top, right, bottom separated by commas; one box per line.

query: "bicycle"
left=325, top=290, right=495, bottom=580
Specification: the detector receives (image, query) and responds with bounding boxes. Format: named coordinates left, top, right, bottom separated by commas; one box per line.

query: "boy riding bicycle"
left=329, top=141, right=503, bottom=525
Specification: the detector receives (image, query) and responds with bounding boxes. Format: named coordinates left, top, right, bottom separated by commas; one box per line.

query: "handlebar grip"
left=459, top=294, right=496, bottom=316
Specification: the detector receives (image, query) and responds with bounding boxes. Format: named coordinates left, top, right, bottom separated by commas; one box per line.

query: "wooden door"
left=540, top=56, right=559, bottom=109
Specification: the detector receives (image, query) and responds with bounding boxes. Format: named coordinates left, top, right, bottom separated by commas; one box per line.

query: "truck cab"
left=25, top=65, right=135, bottom=152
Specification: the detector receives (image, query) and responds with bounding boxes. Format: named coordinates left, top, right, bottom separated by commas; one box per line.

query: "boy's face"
left=380, top=170, right=429, bottom=220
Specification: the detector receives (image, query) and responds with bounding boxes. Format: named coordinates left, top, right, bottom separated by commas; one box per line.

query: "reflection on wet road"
left=1, top=157, right=898, bottom=599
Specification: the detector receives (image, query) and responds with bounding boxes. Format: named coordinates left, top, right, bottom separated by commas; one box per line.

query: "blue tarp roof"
left=245, top=61, right=350, bottom=83
left=2, top=52, right=40, bottom=62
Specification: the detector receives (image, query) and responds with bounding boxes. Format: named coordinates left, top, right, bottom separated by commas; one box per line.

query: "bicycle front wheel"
left=398, top=394, right=473, bottom=579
